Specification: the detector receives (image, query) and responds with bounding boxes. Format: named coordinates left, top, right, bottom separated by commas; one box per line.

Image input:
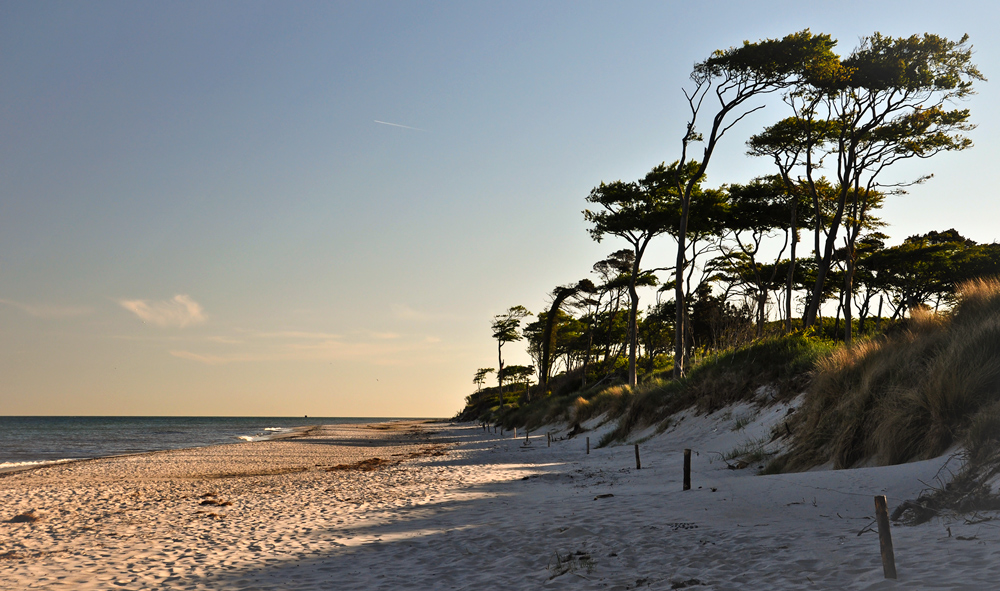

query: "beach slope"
left=1, top=419, right=995, bottom=590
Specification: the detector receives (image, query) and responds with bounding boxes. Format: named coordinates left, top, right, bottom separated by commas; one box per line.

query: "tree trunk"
left=627, top=282, right=639, bottom=387
left=834, top=293, right=841, bottom=340
left=786, top=219, right=798, bottom=333
left=757, top=289, right=767, bottom=338
left=844, top=256, right=855, bottom=345
left=804, top=209, right=845, bottom=328
left=497, top=341, right=504, bottom=412
left=673, top=194, right=691, bottom=379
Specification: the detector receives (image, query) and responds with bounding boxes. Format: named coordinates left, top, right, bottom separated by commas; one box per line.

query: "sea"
left=0, top=416, right=398, bottom=472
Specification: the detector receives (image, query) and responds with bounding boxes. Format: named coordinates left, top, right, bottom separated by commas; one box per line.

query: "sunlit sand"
left=0, top=419, right=993, bottom=589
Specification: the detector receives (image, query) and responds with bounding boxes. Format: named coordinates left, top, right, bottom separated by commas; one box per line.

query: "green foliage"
left=491, top=305, right=531, bottom=399
left=491, top=305, right=531, bottom=344
left=698, top=30, right=840, bottom=85
left=473, top=368, right=494, bottom=392
left=866, top=229, right=1000, bottom=315
left=747, top=32, right=984, bottom=329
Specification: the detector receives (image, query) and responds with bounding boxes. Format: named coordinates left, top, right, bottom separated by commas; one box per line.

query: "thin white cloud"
left=206, top=336, right=244, bottom=345
left=373, top=120, right=426, bottom=132
left=169, top=330, right=447, bottom=366
left=169, top=350, right=231, bottom=365
left=0, top=299, right=92, bottom=318
left=240, top=329, right=342, bottom=340
left=370, top=332, right=401, bottom=340
left=391, top=303, right=460, bottom=322
left=119, top=295, right=207, bottom=328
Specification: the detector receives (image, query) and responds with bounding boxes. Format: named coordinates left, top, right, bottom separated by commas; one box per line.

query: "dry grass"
left=778, top=278, right=1000, bottom=471
left=572, top=387, right=634, bottom=424
left=599, top=333, right=833, bottom=445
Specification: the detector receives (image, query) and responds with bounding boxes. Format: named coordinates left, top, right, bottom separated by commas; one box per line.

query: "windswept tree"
left=751, top=33, right=983, bottom=343
left=716, top=177, right=794, bottom=335
left=590, top=249, right=638, bottom=369
left=473, top=368, right=495, bottom=393
left=671, top=30, right=841, bottom=377
left=491, top=305, right=531, bottom=410
left=584, top=163, right=681, bottom=386
left=536, top=279, right=596, bottom=387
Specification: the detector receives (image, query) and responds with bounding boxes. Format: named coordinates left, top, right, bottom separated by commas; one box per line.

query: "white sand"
left=1, top=415, right=996, bottom=590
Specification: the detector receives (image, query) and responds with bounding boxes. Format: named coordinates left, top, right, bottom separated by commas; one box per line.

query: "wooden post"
left=514, top=427, right=517, bottom=439
left=586, top=437, right=590, bottom=455
left=547, top=432, right=551, bottom=447
left=874, top=495, right=897, bottom=579
left=525, top=429, right=529, bottom=443
left=634, top=444, right=641, bottom=470
left=683, top=449, right=691, bottom=491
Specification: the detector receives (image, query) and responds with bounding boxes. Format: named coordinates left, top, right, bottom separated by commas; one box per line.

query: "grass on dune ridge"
left=465, top=278, right=1000, bottom=485
left=774, top=277, right=1000, bottom=473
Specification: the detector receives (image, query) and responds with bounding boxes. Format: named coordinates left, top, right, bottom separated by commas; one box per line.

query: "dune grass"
left=596, top=333, right=834, bottom=445
left=774, top=278, right=1000, bottom=472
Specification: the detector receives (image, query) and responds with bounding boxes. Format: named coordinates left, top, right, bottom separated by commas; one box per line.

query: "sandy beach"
left=2, top=416, right=998, bottom=590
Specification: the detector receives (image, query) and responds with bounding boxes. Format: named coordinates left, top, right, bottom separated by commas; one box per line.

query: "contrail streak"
left=374, top=120, right=426, bottom=132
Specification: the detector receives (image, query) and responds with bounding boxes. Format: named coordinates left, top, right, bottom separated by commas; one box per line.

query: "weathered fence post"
left=874, top=495, right=897, bottom=579
left=514, top=427, right=517, bottom=439
left=635, top=444, right=641, bottom=470
left=683, top=449, right=691, bottom=491
left=547, top=432, right=551, bottom=447
left=586, top=437, right=590, bottom=455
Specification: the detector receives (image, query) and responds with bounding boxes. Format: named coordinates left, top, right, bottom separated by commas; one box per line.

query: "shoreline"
left=1, top=418, right=996, bottom=589
left=0, top=417, right=436, bottom=477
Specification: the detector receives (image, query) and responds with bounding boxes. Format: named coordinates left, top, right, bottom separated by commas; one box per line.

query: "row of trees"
left=474, top=30, right=990, bottom=405
left=586, top=30, right=982, bottom=384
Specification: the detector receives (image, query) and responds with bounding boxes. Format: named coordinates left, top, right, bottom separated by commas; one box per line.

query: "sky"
left=2, top=1, right=998, bottom=417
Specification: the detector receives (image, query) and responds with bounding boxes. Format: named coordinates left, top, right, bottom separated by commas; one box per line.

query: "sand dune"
left=1, top=416, right=996, bottom=589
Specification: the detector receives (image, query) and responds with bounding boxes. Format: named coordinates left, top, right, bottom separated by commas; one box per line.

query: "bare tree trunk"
left=673, top=194, right=691, bottom=379
left=786, top=223, right=797, bottom=333
left=628, top=274, right=640, bottom=387
left=834, top=293, right=841, bottom=341
left=804, top=204, right=846, bottom=327
left=581, top=328, right=593, bottom=388
left=757, top=290, right=767, bottom=337
left=844, top=256, right=854, bottom=345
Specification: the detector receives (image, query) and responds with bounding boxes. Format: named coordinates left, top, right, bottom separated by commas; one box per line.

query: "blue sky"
left=1, top=1, right=997, bottom=416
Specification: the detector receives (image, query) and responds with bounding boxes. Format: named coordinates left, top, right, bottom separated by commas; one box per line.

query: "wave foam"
left=0, top=459, right=75, bottom=472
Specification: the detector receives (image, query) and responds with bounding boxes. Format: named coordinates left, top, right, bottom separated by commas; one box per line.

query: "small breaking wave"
left=236, top=427, right=295, bottom=443
left=0, top=459, right=75, bottom=473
